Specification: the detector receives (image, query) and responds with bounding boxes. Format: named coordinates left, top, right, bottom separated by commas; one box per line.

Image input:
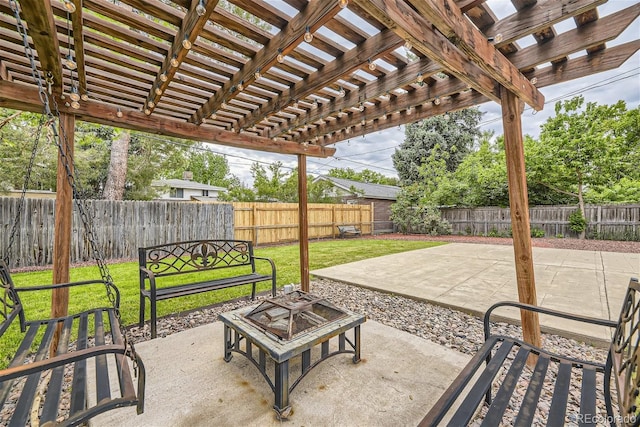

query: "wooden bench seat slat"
left=579, top=366, right=597, bottom=426
left=513, top=354, right=550, bottom=427
left=481, top=346, right=530, bottom=426
left=448, top=340, right=515, bottom=426
left=94, top=310, right=112, bottom=404
left=546, top=361, right=572, bottom=426
left=11, top=321, right=57, bottom=427
left=40, top=316, right=74, bottom=424
left=70, top=312, right=89, bottom=416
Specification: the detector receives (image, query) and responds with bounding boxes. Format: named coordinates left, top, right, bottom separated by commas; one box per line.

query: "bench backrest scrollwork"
left=139, top=239, right=256, bottom=277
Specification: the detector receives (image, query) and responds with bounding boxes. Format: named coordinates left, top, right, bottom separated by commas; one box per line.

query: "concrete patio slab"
left=312, top=243, right=640, bottom=345
left=91, top=320, right=470, bottom=427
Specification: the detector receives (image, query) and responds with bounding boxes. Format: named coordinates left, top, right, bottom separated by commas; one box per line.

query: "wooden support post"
left=51, top=112, right=74, bottom=352
left=298, top=154, right=310, bottom=292
left=501, top=88, right=541, bottom=351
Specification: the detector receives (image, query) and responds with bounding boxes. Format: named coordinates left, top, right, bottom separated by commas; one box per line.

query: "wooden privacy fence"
left=0, top=197, right=233, bottom=268
left=441, top=204, right=640, bottom=240
left=231, top=202, right=372, bottom=245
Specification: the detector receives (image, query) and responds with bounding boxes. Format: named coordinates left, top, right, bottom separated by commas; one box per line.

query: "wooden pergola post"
left=298, top=154, right=310, bottom=292
left=51, top=112, right=74, bottom=352
left=52, top=113, right=74, bottom=316
left=501, top=88, right=541, bottom=349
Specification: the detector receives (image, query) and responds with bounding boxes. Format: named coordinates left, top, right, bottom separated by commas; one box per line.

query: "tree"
left=102, top=130, right=130, bottom=200
left=251, top=161, right=338, bottom=203
left=0, top=110, right=57, bottom=193
left=327, top=167, right=398, bottom=186
left=392, top=108, right=483, bottom=185
left=527, top=96, right=636, bottom=238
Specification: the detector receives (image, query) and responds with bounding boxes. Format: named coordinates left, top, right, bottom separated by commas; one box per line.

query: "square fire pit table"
left=219, top=293, right=365, bottom=418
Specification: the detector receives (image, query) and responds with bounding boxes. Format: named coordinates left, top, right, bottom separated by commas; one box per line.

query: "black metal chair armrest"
left=14, top=279, right=121, bottom=309
left=483, top=301, right=618, bottom=341
left=0, top=344, right=127, bottom=382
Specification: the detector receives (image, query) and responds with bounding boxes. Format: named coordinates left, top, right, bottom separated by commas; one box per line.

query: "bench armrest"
left=139, top=266, right=158, bottom=292
left=483, top=301, right=618, bottom=341
left=14, top=279, right=121, bottom=309
left=252, top=256, right=277, bottom=296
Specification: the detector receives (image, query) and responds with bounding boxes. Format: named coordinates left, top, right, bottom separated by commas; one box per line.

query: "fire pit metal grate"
left=244, top=291, right=348, bottom=340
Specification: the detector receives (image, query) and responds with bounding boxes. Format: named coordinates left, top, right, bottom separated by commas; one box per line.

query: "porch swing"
left=0, top=1, right=145, bottom=425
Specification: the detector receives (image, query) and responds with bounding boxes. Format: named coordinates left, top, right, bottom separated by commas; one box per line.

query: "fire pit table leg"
left=274, top=360, right=291, bottom=418
left=353, top=325, right=361, bottom=363
left=223, top=324, right=233, bottom=362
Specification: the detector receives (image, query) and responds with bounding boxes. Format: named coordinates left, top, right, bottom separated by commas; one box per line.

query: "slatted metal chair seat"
left=420, top=279, right=640, bottom=427
left=0, top=262, right=145, bottom=427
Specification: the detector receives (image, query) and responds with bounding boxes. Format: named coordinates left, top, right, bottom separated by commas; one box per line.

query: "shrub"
left=530, top=227, right=545, bottom=238
left=421, top=205, right=452, bottom=235
left=568, top=210, right=587, bottom=234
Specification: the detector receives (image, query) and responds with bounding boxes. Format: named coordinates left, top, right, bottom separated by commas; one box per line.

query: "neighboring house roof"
left=317, top=176, right=400, bottom=200
left=151, top=179, right=226, bottom=192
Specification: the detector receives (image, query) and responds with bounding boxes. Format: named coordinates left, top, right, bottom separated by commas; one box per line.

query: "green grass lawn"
left=2, top=239, right=444, bottom=366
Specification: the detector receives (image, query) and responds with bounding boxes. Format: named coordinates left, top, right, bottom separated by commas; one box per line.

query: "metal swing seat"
left=0, top=2, right=145, bottom=425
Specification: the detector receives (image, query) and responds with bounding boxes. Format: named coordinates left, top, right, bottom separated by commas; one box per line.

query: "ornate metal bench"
left=337, top=225, right=361, bottom=238
left=0, top=261, right=145, bottom=426
left=421, top=277, right=640, bottom=426
left=138, top=239, right=277, bottom=339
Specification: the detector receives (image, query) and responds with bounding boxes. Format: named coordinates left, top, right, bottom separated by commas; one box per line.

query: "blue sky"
left=208, top=1, right=640, bottom=186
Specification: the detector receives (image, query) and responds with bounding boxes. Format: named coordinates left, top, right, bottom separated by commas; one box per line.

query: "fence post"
left=332, top=205, right=336, bottom=238
left=252, top=204, right=258, bottom=246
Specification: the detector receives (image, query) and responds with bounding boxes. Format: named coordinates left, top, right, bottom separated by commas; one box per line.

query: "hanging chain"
left=9, top=0, right=138, bottom=363
left=4, top=116, right=46, bottom=267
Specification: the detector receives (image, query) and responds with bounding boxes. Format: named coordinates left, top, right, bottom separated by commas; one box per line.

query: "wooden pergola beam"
left=242, top=29, right=403, bottom=133
left=192, top=0, right=343, bottom=123
left=320, top=90, right=486, bottom=145
left=0, top=79, right=335, bottom=157
left=146, top=0, right=219, bottom=115
left=406, top=0, right=544, bottom=111
left=316, top=42, right=638, bottom=146
left=353, top=0, right=502, bottom=104
left=509, top=3, right=640, bottom=70
left=17, top=0, right=62, bottom=90
left=485, top=0, right=606, bottom=47
left=530, top=40, right=640, bottom=88
left=265, top=58, right=439, bottom=138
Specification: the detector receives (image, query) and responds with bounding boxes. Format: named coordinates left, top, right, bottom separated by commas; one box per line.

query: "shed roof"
left=318, top=176, right=400, bottom=200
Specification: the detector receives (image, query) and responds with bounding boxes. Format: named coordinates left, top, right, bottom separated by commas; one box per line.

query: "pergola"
left=0, top=0, right=638, bottom=350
